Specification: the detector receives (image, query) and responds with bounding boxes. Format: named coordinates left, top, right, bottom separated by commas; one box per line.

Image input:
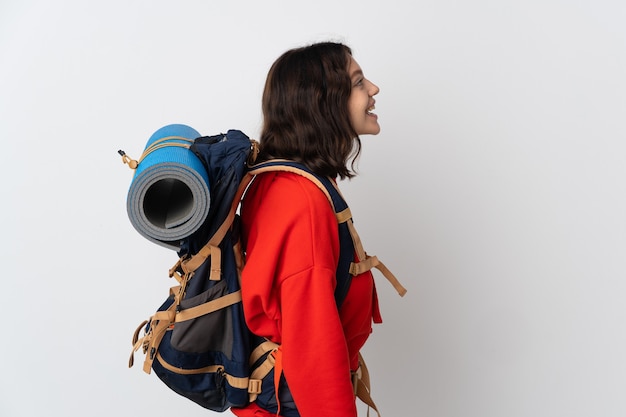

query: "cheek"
left=347, top=102, right=360, bottom=122
left=348, top=95, right=364, bottom=115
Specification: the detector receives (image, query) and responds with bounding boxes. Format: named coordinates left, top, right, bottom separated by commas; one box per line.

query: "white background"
left=1, top=1, right=625, bottom=416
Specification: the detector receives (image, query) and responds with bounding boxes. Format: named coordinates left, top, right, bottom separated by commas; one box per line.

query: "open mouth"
left=366, top=105, right=376, bottom=115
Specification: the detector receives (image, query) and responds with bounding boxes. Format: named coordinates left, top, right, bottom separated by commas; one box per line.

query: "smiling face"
left=347, top=57, right=380, bottom=136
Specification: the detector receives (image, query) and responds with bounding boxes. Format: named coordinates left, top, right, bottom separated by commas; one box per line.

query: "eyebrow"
left=350, top=69, right=364, bottom=79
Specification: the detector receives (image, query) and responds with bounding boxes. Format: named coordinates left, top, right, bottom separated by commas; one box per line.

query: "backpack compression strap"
left=119, top=135, right=194, bottom=169
left=169, top=171, right=255, bottom=281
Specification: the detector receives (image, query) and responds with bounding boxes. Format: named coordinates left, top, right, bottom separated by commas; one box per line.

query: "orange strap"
left=272, top=347, right=283, bottom=417
left=353, top=353, right=381, bottom=417
left=248, top=341, right=279, bottom=402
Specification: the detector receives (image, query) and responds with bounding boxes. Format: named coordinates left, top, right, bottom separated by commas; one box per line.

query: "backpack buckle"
left=351, top=366, right=362, bottom=395
left=248, top=378, right=262, bottom=395
left=169, top=256, right=189, bottom=283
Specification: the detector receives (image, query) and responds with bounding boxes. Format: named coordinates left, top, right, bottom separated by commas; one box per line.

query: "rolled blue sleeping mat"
left=126, top=124, right=209, bottom=250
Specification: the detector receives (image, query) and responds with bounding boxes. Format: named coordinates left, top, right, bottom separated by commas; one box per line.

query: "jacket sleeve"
left=241, top=172, right=357, bottom=417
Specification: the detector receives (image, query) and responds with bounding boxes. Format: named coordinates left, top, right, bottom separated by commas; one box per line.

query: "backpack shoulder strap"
left=247, top=160, right=407, bottom=300
left=247, top=160, right=353, bottom=305
left=247, top=159, right=345, bottom=216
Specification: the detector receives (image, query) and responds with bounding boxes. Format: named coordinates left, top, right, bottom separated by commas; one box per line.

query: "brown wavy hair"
left=258, top=42, right=361, bottom=179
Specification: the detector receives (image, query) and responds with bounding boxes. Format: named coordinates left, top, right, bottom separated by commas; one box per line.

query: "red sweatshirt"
left=231, top=171, right=382, bottom=417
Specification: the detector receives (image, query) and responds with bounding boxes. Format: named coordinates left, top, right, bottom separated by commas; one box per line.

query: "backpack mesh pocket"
left=170, top=279, right=234, bottom=355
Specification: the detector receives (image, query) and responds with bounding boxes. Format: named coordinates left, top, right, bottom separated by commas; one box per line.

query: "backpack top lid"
left=182, top=129, right=254, bottom=256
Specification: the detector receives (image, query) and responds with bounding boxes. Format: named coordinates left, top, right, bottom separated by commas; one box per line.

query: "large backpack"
left=123, top=127, right=406, bottom=413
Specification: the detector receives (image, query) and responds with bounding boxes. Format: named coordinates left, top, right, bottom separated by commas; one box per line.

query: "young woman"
left=232, top=42, right=383, bottom=417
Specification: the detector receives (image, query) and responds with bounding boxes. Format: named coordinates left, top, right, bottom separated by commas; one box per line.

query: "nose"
left=369, top=80, right=380, bottom=96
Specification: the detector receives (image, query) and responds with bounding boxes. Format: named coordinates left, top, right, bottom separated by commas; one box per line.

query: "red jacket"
left=231, top=171, right=381, bottom=417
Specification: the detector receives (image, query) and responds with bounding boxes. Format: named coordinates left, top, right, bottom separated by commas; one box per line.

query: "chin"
left=365, top=125, right=381, bottom=135
left=354, top=120, right=381, bottom=136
